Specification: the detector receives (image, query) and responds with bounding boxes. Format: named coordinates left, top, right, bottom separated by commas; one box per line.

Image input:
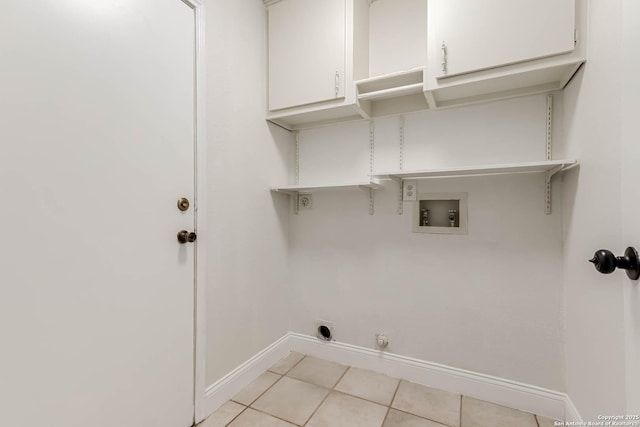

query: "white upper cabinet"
left=268, top=0, right=346, bottom=111
left=265, top=0, right=370, bottom=130
left=264, top=0, right=586, bottom=129
left=426, top=0, right=584, bottom=109
left=429, top=0, right=576, bottom=78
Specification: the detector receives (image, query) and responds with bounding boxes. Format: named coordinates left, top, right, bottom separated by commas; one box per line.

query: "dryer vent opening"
left=317, top=325, right=332, bottom=341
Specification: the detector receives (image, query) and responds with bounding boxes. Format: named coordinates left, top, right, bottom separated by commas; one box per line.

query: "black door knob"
left=589, top=249, right=617, bottom=274
left=177, top=230, right=197, bottom=244
left=589, top=247, right=640, bottom=280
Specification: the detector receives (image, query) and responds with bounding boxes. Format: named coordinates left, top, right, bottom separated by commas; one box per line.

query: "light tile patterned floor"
left=199, top=352, right=560, bottom=427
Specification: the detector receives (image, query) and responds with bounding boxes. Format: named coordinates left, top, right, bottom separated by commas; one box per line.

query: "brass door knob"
left=177, top=230, right=197, bottom=244
left=177, top=198, right=190, bottom=211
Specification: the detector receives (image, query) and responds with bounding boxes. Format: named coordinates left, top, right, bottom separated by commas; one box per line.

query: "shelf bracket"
left=369, top=188, right=375, bottom=215
left=424, top=90, right=437, bottom=110
left=545, top=94, right=553, bottom=215
left=545, top=165, right=564, bottom=215
left=398, top=116, right=405, bottom=215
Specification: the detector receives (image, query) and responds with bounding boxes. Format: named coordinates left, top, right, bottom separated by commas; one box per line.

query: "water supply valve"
left=376, top=333, right=389, bottom=349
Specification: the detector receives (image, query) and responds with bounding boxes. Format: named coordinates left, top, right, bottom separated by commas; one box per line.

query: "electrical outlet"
left=298, top=193, right=312, bottom=211
left=403, top=181, right=417, bottom=201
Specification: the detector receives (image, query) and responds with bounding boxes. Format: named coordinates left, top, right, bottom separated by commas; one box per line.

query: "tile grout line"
left=241, top=354, right=310, bottom=426
left=387, top=380, right=461, bottom=427
left=231, top=372, right=284, bottom=408
left=227, top=354, right=308, bottom=426
left=223, top=355, right=394, bottom=426
left=249, top=406, right=304, bottom=427
left=331, top=388, right=391, bottom=408
left=390, top=406, right=452, bottom=427
left=301, top=365, right=352, bottom=426
left=267, top=353, right=307, bottom=376
left=224, top=403, right=248, bottom=427
left=283, top=353, right=307, bottom=374
left=301, top=389, right=332, bottom=426
left=221, top=353, right=551, bottom=427
left=331, top=364, right=351, bottom=389
left=284, top=364, right=398, bottom=409
left=380, top=378, right=402, bottom=427
left=278, top=369, right=398, bottom=416
left=271, top=362, right=449, bottom=425
left=461, top=394, right=544, bottom=426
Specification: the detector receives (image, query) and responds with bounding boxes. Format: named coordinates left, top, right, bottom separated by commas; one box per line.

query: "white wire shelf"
left=373, top=160, right=577, bottom=180
left=271, top=179, right=381, bottom=196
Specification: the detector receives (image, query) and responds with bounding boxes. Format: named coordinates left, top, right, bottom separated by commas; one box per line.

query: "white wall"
left=289, top=95, right=566, bottom=391
left=204, top=0, right=294, bottom=386
left=560, top=0, right=630, bottom=418
left=203, top=0, right=640, bottom=415
left=368, top=0, right=427, bottom=77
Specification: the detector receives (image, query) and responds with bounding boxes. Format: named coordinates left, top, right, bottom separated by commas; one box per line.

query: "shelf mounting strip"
left=545, top=94, right=553, bottom=215
left=398, top=115, right=405, bottom=215
left=295, top=132, right=300, bottom=215
left=369, top=121, right=375, bottom=215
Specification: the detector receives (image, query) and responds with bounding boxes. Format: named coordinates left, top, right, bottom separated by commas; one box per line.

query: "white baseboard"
left=199, top=332, right=580, bottom=423
left=288, top=333, right=568, bottom=421
left=199, top=333, right=291, bottom=423
left=564, top=395, right=583, bottom=422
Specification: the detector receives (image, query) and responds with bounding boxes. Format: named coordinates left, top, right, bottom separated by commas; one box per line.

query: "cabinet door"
left=268, top=0, right=346, bottom=111
left=430, top=0, right=575, bottom=78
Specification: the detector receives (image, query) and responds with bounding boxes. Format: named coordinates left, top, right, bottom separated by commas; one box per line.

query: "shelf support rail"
left=369, top=121, right=375, bottom=215
left=545, top=94, right=553, bottom=215
left=294, top=132, right=300, bottom=215
left=398, top=115, right=405, bottom=215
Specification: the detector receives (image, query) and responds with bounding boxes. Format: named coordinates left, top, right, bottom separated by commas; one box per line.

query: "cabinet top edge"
left=264, top=0, right=375, bottom=6
left=355, top=67, right=427, bottom=86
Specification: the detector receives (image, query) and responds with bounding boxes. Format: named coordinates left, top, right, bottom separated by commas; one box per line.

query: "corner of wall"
left=204, top=0, right=292, bottom=387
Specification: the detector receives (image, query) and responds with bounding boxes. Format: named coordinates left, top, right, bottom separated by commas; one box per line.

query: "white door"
left=268, top=0, right=346, bottom=111
left=622, top=0, right=640, bottom=412
left=0, top=1, right=197, bottom=426
left=428, top=0, right=575, bottom=77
